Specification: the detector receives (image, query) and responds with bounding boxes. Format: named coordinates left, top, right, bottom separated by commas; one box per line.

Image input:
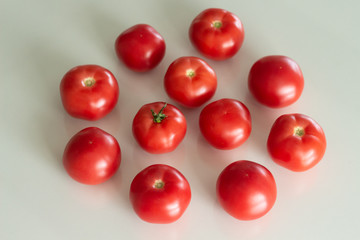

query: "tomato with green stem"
left=132, top=102, right=187, bottom=154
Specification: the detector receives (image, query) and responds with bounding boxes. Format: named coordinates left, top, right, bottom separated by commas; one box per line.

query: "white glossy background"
left=1, top=0, right=359, bottom=239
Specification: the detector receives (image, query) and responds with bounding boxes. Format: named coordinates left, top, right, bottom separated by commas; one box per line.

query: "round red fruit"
left=199, top=98, right=251, bottom=150
left=115, top=24, right=166, bottom=72
left=164, top=56, right=217, bottom=107
left=130, top=164, right=191, bottom=224
left=248, top=55, right=304, bottom=108
left=60, top=65, right=119, bottom=121
left=216, top=160, right=277, bottom=220
left=63, top=127, right=121, bottom=185
left=189, top=8, right=244, bottom=60
left=132, top=102, right=187, bottom=154
left=267, top=113, right=326, bottom=172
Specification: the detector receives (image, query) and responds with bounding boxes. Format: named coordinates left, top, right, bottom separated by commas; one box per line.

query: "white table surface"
left=1, top=0, right=360, bottom=239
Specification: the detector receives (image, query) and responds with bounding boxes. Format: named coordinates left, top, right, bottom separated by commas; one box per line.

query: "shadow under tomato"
left=188, top=133, right=244, bottom=200
left=26, top=40, right=126, bottom=175
left=24, top=42, right=78, bottom=172
left=243, top=92, right=283, bottom=156
left=213, top=202, right=273, bottom=239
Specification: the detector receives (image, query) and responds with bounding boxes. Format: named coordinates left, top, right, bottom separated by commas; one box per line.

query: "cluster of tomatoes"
left=60, top=8, right=327, bottom=224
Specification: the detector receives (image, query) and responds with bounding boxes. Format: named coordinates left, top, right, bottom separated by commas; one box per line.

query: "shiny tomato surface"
left=63, top=127, right=121, bottom=185
left=199, top=98, right=251, bottom=150
left=267, top=113, right=326, bottom=171
left=132, top=102, right=187, bottom=154
left=164, top=56, right=217, bottom=107
left=216, top=160, right=277, bottom=220
left=115, top=24, right=165, bottom=72
left=248, top=55, right=304, bottom=108
left=130, top=164, right=191, bottom=224
left=189, top=8, right=244, bottom=60
left=60, top=65, right=119, bottom=121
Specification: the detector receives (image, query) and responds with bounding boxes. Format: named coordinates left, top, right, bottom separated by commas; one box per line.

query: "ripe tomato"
left=199, top=98, right=251, bottom=150
left=60, top=64, right=119, bottom=121
left=216, top=160, right=277, bottom=220
left=189, top=8, right=244, bottom=60
left=115, top=24, right=166, bottom=72
left=132, top=102, right=187, bottom=154
left=129, top=164, right=191, bottom=224
left=164, top=56, right=217, bottom=107
left=267, top=113, right=326, bottom=172
left=248, top=55, right=304, bottom=108
left=63, top=127, right=121, bottom=185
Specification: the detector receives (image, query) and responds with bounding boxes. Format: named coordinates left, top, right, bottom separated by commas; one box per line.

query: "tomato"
left=248, top=55, right=304, bottom=108
left=129, top=164, right=191, bottom=224
left=63, top=127, right=121, bottom=185
left=132, top=102, right=187, bottom=154
left=216, top=160, right=277, bottom=220
left=164, top=56, right=217, bottom=107
left=267, top=113, right=326, bottom=172
left=199, top=98, right=251, bottom=150
left=115, top=24, right=166, bottom=72
left=60, top=64, right=119, bottom=121
left=189, top=8, right=244, bottom=60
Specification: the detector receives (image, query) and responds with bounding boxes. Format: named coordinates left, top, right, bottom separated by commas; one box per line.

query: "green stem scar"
left=151, top=103, right=167, bottom=123
left=186, top=69, right=195, bottom=78
left=294, top=126, right=305, bottom=137
left=83, top=77, right=95, bottom=87
left=154, top=179, right=165, bottom=189
left=213, top=21, right=222, bottom=29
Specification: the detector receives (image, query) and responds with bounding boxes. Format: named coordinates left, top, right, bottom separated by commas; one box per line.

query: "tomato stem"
left=151, top=103, right=167, bottom=123
left=186, top=69, right=196, bottom=78
left=213, top=21, right=222, bottom=29
left=83, top=77, right=95, bottom=87
left=294, top=126, right=305, bottom=137
left=154, top=179, right=165, bottom=189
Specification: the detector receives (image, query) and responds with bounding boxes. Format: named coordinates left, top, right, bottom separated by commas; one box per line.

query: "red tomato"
left=60, top=65, right=119, bottom=121
left=199, top=98, right=251, bottom=150
left=63, top=127, right=121, bottom=185
left=267, top=113, right=326, bottom=172
left=216, top=160, right=277, bottom=220
left=132, top=102, right=187, bottom=154
left=115, top=24, right=166, bottom=72
left=189, top=8, right=244, bottom=60
left=130, top=164, right=191, bottom=224
left=248, top=55, right=304, bottom=108
left=164, top=56, right=217, bottom=107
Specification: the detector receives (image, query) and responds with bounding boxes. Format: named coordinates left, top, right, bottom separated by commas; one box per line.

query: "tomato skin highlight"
left=164, top=56, right=217, bottom=108
left=248, top=55, right=304, bottom=108
left=129, top=164, right=191, bottom=224
left=60, top=65, right=119, bottom=121
left=62, top=127, right=121, bottom=185
left=115, top=24, right=166, bottom=72
left=267, top=113, right=326, bottom=172
left=189, top=8, right=244, bottom=60
left=199, top=98, right=251, bottom=150
left=216, top=160, right=277, bottom=220
left=132, top=102, right=187, bottom=154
